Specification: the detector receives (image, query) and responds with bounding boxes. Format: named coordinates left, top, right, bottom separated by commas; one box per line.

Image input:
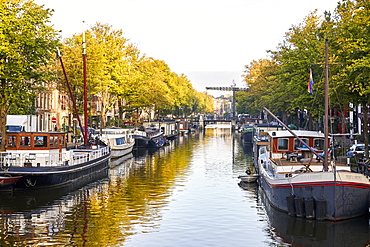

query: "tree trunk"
left=118, top=100, right=124, bottom=120
left=0, top=103, right=10, bottom=151
left=308, top=110, right=313, bottom=130
left=295, top=109, right=300, bottom=129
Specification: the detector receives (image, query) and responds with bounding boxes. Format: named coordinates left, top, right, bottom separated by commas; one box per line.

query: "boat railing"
left=0, top=146, right=109, bottom=168
left=71, top=146, right=110, bottom=166
left=133, top=131, right=147, bottom=137
left=0, top=152, right=69, bottom=167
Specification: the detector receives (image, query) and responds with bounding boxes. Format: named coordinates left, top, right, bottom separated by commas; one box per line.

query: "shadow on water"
left=242, top=143, right=253, bottom=154
left=133, top=147, right=161, bottom=157
left=232, top=132, right=256, bottom=176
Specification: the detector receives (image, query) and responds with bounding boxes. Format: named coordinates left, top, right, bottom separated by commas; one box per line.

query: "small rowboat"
left=0, top=176, right=22, bottom=188
left=238, top=174, right=259, bottom=183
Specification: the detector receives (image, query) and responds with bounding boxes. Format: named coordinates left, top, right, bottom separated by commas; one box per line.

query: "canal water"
left=1, top=128, right=370, bottom=246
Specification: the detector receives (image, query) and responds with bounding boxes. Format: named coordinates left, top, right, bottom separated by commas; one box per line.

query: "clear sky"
left=34, top=0, right=339, bottom=95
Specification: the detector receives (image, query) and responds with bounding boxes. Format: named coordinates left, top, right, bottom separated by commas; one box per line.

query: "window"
left=7, top=136, right=16, bottom=147
left=314, top=139, right=324, bottom=150
left=20, top=136, right=30, bottom=147
left=50, top=136, right=54, bottom=147
left=54, top=136, right=59, bottom=146
left=116, top=137, right=126, bottom=145
left=278, top=138, right=289, bottom=150
left=294, top=138, right=309, bottom=150
left=34, top=136, right=47, bottom=147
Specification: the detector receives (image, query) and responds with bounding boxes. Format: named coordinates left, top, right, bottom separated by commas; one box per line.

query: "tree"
left=0, top=0, right=60, bottom=150
left=328, top=0, right=370, bottom=157
left=271, top=10, right=330, bottom=127
left=61, top=23, right=211, bottom=126
left=61, top=23, right=131, bottom=128
left=241, top=59, right=280, bottom=117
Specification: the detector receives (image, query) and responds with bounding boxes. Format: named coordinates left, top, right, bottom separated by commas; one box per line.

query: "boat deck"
left=270, top=157, right=350, bottom=174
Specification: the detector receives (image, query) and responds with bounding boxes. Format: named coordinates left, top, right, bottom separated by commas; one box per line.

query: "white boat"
left=96, top=127, right=135, bottom=158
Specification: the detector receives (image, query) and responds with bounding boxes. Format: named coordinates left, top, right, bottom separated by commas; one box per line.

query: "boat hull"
left=133, top=132, right=164, bottom=148
left=0, top=153, right=110, bottom=190
left=259, top=170, right=370, bottom=220
left=111, top=145, right=134, bottom=158
left=133, top=135, right=150, bottom=148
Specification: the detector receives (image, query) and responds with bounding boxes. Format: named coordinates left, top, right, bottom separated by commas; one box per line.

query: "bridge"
left=205, top=86, right=248, bottom=92
left=206, top=86, right=248, bottom=119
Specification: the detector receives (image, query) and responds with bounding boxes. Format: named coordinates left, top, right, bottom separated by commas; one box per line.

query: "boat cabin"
left=6, top=132, right=66, bottom=151
left=268, top=130, right=328, bottom=160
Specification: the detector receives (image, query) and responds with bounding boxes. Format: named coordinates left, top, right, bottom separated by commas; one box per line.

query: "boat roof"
left=97, top=128, right=131, bottom=134
left=268, top=130, right=325, bottom=138
left=6, top=131, right=66, bottom=135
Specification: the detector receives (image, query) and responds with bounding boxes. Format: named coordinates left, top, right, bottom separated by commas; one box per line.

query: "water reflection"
left=0, top=169, right=109, bottom=246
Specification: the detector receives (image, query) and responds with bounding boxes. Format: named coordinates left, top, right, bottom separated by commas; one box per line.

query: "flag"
left=308, top=68, right=314, bottom=95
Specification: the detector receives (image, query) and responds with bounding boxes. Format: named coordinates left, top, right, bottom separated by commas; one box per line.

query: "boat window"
left=50, top=136, right=54, bottom=147
left=115, top=137, right=126, bottom=145
left=7, top=136, right=16, bottom=147
left=314, top=139, right=324, bottom=150
left=54, top=136, right=59, bottom=146
left=294, top=138, right=309, bottom=150
left=34, top=136, right=47, bottom=147
left=278, top=138, right=289, bottom=150
left=20, top=136, right=30, bottom=147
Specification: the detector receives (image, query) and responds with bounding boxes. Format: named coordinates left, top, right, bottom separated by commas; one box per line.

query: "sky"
left=34, top=0, right=339, bottom=96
